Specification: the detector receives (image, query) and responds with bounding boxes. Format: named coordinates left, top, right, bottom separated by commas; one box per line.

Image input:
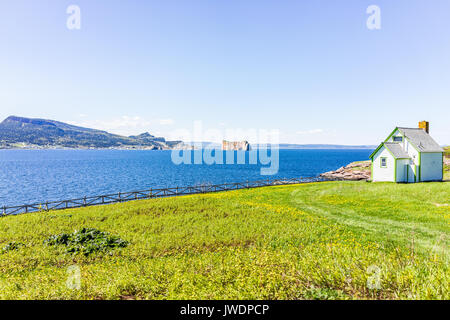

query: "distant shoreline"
left=0, top=146, right=376, bottom=151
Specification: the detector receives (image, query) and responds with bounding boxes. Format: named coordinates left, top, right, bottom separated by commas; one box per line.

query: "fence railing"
left=1, top=177, right=324, bottom=217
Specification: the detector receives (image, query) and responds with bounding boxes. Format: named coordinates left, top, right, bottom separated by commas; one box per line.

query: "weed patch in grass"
left=44, top=228, right=128, bottom=256
left=1, top=242, right=24, bottom=254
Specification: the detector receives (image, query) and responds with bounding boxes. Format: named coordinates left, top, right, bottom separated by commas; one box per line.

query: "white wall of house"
left=420, top=153, right=443, bottom=181
left=404, top=140, right=419, bottom=165
left=372, top=146, right=395, bottom=182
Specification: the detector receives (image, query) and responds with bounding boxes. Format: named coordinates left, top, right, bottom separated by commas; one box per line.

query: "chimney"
left=418, top=121, right=429, bottom=133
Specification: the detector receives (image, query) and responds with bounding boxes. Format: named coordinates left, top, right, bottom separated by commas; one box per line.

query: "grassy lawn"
left=0, top=181, right=448, bottom=300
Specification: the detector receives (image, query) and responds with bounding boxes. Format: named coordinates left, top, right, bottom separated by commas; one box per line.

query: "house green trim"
left=394, top=159, right=397, bottom=182
left=369, top=143, right=384, bottom=159
left=418, top=152, right=422, bottom=182
left=406, top=164, right=409, bottom=183
left=384, top=127, right=399, bottom=143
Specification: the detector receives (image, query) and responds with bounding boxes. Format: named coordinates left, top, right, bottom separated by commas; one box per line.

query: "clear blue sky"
left=1, top=0, right=449, bottom=145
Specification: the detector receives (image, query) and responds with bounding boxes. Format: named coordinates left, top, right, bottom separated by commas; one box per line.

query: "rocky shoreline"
left=320, top=160, right=371, bottom=181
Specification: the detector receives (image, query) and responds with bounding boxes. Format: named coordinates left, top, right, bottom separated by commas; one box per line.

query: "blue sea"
left=0, top=149, right=372, bottom=207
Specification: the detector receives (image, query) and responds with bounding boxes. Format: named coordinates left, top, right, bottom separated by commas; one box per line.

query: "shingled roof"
left=397, top=128, right=444, bottom=152
left=383, top=142, right=410, bottom=159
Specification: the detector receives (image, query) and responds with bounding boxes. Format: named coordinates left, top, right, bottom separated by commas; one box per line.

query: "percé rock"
left=320, top=160, right=371, bottom=181
left=222, top=140, right=250, bottom=151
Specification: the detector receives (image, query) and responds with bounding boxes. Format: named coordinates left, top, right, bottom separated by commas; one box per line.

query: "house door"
left=405, top=164, right=415, bottom=183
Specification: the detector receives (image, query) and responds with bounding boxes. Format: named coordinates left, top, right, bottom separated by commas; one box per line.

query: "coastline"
left=320, top=160, right=371, bottom=181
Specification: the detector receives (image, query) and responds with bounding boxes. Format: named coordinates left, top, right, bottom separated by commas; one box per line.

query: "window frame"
left=393, top=136, right=403, bottom=142
left=380, top=157, right=387, bottom=168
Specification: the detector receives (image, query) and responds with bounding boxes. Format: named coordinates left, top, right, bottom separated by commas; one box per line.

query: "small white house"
left=369, top=121, right=444, bottom=183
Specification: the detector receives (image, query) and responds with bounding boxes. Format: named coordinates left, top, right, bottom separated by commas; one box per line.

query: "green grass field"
left=0, top=181, right=448, bottom=300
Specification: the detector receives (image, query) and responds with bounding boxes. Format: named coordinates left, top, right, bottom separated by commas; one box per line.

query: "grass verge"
left=0, top=181, right=448, bottom=299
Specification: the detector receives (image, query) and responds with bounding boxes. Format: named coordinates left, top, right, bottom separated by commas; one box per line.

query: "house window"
left=380, top=157, right=387, bottom=168
left=393, top=136, right=403, bottom=142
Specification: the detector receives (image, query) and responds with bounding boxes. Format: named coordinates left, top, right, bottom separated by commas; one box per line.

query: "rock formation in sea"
left=222, top=140, right=250, bottom=151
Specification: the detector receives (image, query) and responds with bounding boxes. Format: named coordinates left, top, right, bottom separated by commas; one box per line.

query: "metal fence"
left=1, top=177, right=324, bottom=217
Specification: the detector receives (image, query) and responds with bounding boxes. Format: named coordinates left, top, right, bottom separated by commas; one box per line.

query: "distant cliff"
left=222, top=140, right=250, bottom=151
left=0, top=116, right=186, bottom=150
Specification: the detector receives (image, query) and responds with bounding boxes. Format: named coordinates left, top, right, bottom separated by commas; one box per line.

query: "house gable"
left=369, top=141, right=411, bottom=160
left=384, top=127, right=402, bottom=143
left=371, top=144, right=396, bottom=182
left=384, top=142, right=410, bottom=159
left=384, top=127, right=443, bottom=153
left=383, top=128, right=420, bottom=154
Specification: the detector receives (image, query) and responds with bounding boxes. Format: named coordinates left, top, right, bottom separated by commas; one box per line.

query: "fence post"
left=118, top=192, right=121, bottom=202
left=83, top=197, right=87, bottom=207
left=45, top=201, right=48, bottom=211
left=2, top=206, right=5, bottom=216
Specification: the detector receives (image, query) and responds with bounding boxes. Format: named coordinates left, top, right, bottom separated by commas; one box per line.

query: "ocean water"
left=0, top=149, right=372, bottom=207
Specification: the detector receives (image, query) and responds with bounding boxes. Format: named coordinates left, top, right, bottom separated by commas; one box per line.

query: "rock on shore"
left=320, top=160, right=371, bottom=181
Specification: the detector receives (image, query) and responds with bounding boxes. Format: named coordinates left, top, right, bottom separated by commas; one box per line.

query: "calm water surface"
left=0, top=149, right=372, bottom=206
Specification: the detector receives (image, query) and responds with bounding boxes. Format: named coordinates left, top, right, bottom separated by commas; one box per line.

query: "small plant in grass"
left=1, top=242, right=24, bottom=254
left=44, top=228, right=128, bottom=256
left=304, top=286, right=346, bottom=300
